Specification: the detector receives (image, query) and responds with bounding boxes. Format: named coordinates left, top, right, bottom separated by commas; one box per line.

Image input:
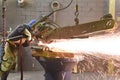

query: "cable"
left=32, top=0, right=74, bottom=28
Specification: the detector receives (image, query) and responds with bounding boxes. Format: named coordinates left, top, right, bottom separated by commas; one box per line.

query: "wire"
left=53, top=0, right=73, bottom=12
left=32, top=0, right=74, bottom=28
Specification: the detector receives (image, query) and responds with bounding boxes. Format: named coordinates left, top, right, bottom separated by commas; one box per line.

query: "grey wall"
left=0, top=0, right=114, bottom=71
left=0, top=0, right=109, bottom=30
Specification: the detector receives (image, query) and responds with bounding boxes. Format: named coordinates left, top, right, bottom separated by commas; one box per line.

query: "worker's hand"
left=22, top=40, right=30, bottom=47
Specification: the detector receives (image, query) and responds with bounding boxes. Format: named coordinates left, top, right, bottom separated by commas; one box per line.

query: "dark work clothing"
left=1, top=71, right=9, bottom=80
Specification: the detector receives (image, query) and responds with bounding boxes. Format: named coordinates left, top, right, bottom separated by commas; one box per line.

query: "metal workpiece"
left=33, top=18, right=116, bottom=43
left=35, top=57, right=77, bottom=80
left=30, top=44, right=79, bottom=80
left=30, top=13, right=118, bottom=80
left=31, top=45, right=75, bottom=58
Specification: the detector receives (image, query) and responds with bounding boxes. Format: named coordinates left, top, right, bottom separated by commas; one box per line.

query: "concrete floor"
left=8, top=71, right=45, bottom=80
left=7, top=71, right=120, bottom=80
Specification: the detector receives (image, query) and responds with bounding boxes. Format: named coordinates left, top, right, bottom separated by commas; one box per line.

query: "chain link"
left=74, top=1, right=79, bottom=25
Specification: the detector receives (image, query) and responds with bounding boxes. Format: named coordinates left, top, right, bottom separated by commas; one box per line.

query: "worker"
left=0, top=19, right=36, bottom=80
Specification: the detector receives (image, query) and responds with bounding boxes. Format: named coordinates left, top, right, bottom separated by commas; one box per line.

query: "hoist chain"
left=2, top=0, right=7, bottom=48
left=74, top=0, right=79, bottom=25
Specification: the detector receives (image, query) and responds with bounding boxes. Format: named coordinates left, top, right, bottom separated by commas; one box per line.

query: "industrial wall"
left=0, top=0, right=119, bottom=71
left=0, top=0, right=110, bottom=30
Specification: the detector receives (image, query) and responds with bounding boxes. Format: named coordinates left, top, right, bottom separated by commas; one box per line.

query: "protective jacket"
left=0, top=24, right=32, bottom=75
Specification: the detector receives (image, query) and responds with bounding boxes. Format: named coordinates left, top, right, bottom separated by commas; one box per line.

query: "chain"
left=74, top=0, right=79, bottom=25
left=2, top=0, right=7, bottom=48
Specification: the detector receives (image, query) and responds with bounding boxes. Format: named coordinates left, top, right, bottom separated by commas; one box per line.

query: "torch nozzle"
left=31, top=45, right=49, bottom=51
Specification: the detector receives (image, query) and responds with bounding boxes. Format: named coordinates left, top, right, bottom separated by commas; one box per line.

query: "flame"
left=39, top=32, right=120, bottom=56
left=36, top=32, right=120, bottom=75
